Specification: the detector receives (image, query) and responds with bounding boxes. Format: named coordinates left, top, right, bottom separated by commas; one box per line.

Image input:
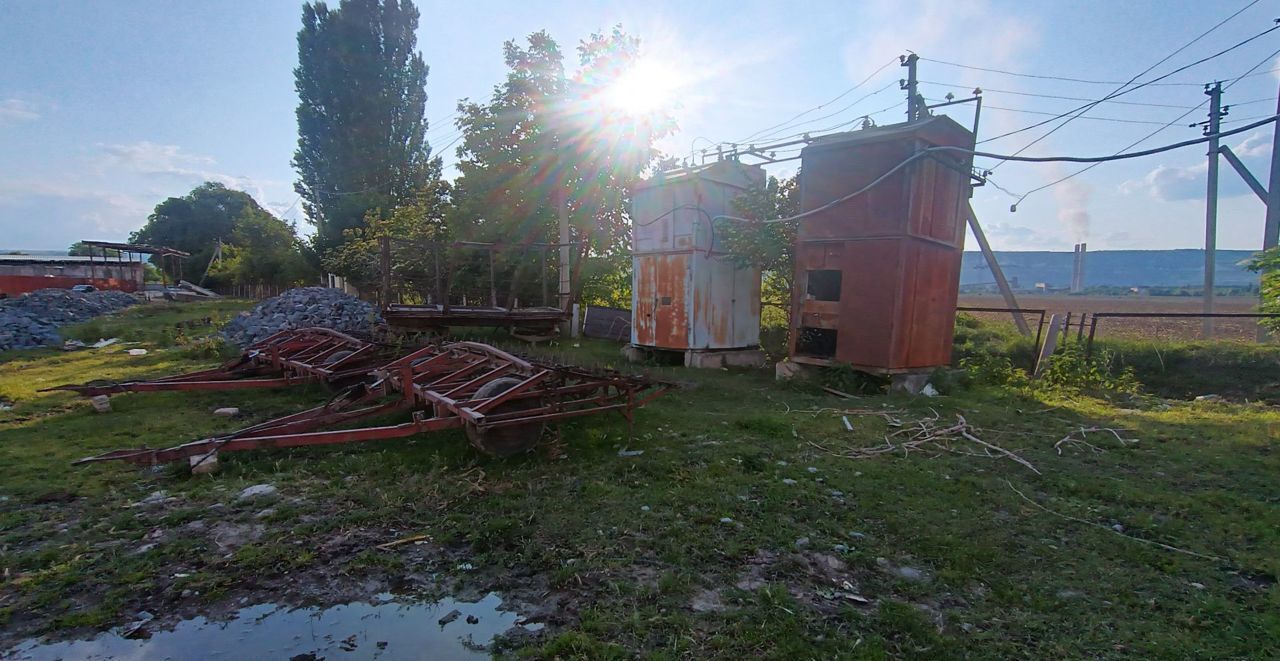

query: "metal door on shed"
left=632, top=254, right=690, bottom=349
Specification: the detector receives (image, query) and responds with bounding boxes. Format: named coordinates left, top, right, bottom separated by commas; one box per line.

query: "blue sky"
left=1, top=0, right=1277, bottom=253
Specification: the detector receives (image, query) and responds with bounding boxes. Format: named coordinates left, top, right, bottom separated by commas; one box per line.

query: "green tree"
left=293, top=0, right=440, bottom=254
left=716, top=174, right=800, bottom=322
left=322, top=166, right=452, bottom=299
left=449, top=27, right=674, bottom=307
left=131, top=182, right=314, bottom=287
left=1246, top=247, right=1280, bottom=331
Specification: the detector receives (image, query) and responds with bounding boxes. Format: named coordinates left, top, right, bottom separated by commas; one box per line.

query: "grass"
left=1, top=300, right=1279, bottom=658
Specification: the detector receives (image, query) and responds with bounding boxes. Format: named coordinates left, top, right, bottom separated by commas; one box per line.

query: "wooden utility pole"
left=1202, top=82, right=1223, bottom=339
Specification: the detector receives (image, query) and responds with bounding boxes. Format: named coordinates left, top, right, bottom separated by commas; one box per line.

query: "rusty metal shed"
left=789, top=116, right=974, bottom=375
left=629, top=160, right=767, bottom=367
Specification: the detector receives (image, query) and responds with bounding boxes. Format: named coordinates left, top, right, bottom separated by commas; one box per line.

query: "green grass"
left=1, top=301, right=1279, bottom=658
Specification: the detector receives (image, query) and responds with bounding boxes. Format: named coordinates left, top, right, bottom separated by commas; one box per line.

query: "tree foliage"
left=449, top=27, right=674, bottom=305
left=322, top=162, right=452, bottom=298
left=716, top=174, right=801, bottom=317
left=293, top=0, right=440, bottom=254
left=1247, top=247, right=1280, bottom=330
left=130, top=182, right=314, bottom=287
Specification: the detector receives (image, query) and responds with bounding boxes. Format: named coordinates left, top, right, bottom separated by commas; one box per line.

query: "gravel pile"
left=221, top=287, right=379, bottom=346
left=0, top=288, right=140, bottom=351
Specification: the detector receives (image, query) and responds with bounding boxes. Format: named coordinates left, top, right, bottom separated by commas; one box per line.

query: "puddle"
left=4, top=592, right=542, bottom=660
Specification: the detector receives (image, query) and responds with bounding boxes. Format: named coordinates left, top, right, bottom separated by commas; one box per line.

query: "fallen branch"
left=806, top=411, right=1039, bottom=474
left=376, top=534, right=431, bottom=551
left=1054, top=427, right=1137, bottom=456
left=1004, top=480, right=1227, bottom=564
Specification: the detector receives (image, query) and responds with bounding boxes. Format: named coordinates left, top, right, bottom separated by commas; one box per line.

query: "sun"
left=605, top=59, right=679, bottom=115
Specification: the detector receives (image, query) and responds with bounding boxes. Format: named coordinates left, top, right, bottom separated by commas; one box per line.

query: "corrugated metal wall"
left=631, top=161, right=766, bottom=351
left=791, top=116, right=974, bottom=372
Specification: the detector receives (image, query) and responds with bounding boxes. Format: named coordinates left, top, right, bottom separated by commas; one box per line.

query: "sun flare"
left=605, top=59, right=679, bottom=115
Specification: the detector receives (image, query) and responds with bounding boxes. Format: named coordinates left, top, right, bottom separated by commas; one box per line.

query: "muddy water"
left=4, top=592, right=541, bottom=660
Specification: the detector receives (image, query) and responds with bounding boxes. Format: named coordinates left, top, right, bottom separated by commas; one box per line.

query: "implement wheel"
left=464, top=377, right=545, bottom=458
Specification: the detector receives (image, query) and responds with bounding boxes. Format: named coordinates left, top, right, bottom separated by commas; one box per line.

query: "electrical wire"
left=920, top=80, right=1202, bottom=109
left=735, top=57, right=898, bottom=144
left=734, top=80, right=901, bottom=146
left=987, top=2, right=1268, bottom=163
left=710, top=114, right=1277, bottom=228
left=1001, top=45, right=1280, bottom=206
left=953, top=101, right=1180, bottom=126
left=746, top=99, right=905, bottom=148
left=979, top=18, right=1280, bottom=147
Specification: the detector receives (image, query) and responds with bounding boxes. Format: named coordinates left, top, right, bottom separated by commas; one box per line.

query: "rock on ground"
left=0, top=288, right=139, bottom=351
left=220, top=287, right=380, bottom=346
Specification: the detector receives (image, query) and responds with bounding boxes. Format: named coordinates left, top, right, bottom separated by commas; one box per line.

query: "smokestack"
left=1070, top=243, right=1087, bottom=293
left=1071, top=244, right=1079, bottom=292
left=1078, top=242, right=1086, bottom=293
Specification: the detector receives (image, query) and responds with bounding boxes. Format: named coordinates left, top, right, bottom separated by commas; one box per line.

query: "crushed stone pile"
left=0, top=288, right=140, bottom=351
left=221, top=287, right=379, bottom=346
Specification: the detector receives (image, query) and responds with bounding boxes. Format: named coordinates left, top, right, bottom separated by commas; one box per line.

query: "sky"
left=1, top=0, right=1278, bottom=254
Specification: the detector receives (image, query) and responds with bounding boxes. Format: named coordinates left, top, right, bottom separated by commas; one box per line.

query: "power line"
left=988, top=1, right=1267, bottom=165
left=734, top=80, right=901, bottom=146
left=920, top=80, right=1203, bottom=109
left=1003, top=45, right=1280, bottom=207
left=951, top=101, right=1180, bottom=126
left=735, top=57, right=898, bottom=144
left=715, top=115, right=1278, bottom=227
left=979, top=19, right=1280, bottom=147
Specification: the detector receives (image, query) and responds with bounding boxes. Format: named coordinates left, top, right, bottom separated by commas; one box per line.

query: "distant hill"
left=0, top=249, right=67, bottom=257
left=961, top=249, right=1260, bottom=290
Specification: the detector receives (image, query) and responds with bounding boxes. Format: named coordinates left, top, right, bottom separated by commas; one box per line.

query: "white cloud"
left=1234, top=130, right=1271, bottom=158
left=0, top=98, right=40, bottom=124
left=1120, top=131, right=1271, bottom=202
left=1121, top=130, right=1269, bottom=199
left=94, top=141, right=274, bottom=204
left=980, top=222, right=1063, bottom=250
left=840, top=0, right=1037, bottom=137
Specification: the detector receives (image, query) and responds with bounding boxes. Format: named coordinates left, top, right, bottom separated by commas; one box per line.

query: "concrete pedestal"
left=625, top=345, right=766, bottom=369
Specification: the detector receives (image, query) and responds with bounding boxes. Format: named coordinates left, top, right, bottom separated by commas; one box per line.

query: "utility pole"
left=558, top=190, right=571, bottom=323
left=1264, top=78, right=1280, bottom=252
left=1201, top=82, right=1224, bottom=339
left=901, top=53, right=920, bottom=123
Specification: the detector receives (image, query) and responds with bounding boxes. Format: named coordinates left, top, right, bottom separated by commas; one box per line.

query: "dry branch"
left=1004, top=480, right=1227, bottom=564
left=805, top=409, right=1039, bottom=474
left=1054, top=426, right=1137, bottom=456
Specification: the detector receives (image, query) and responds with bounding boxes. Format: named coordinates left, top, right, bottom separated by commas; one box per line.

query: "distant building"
left=0, top=254, right=145, bottom=296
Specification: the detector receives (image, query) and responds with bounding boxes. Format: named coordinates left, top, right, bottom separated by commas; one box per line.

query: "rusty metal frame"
left=46, top=328, right=390, bottom=397
left=72, top=338, right=671, bottom=467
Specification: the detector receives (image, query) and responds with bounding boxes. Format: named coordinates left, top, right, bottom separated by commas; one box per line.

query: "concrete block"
left=685, top=349, right=766, bottom=369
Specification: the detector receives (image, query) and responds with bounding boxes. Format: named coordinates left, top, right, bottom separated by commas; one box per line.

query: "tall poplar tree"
left=293, top=0, right=436, bottom=254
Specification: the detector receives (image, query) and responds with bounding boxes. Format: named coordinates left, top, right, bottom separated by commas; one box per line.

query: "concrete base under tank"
left=624, top=345, right=767, bottom=369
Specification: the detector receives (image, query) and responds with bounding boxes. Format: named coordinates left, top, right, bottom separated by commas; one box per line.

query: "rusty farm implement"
left=55, top=328, right=670, bottom=470
left=44, top=327, right=391, bottom=397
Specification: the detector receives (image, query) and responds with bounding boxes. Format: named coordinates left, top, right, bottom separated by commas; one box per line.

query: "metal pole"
left=558, top=192, right=570, bottom=312
left=965, top=203, right=1030, bottom=336
left=1203, top=82, right=1222, bottom=339
left=1264, top=78, right=1280, bottom=251
left=379, top=236, right=391, bottom=307
left=1258, top=81, right=1280, bottom=342
left=901, top=54, right=920, bottom=123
